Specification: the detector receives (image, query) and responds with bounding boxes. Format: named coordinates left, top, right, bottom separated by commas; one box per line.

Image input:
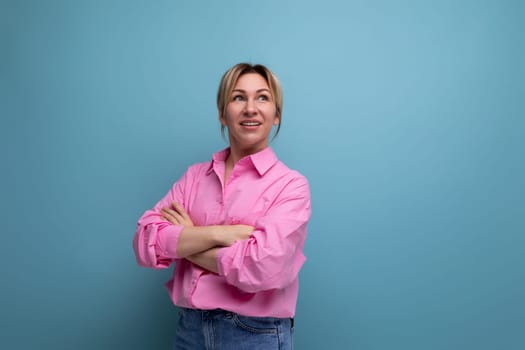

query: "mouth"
left=240, top=121, right=262, bottom=127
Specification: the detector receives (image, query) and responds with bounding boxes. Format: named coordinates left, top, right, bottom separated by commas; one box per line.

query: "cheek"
left=224, top=105, right=240, bottom=121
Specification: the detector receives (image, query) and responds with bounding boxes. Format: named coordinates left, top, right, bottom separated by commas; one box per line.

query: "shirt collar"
left=205, top=148, right=229, bottom=175
left=206, top=147, right=278, bottom=176
left=248, top=147, right=279, bottom=176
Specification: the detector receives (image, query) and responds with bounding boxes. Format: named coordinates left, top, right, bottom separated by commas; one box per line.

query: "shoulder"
left=184, top=161, right=212, bottom=179
left=273, top=159, right=308, bottom=181
left=187, top=160, right=211, bottom=173
left=271, top=160, right=310, bottom=195
left=184, top=148, right=227, bottom=176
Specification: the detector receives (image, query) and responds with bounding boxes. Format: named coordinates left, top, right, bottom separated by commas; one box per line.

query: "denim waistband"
left=179, top=307, right=294, bottom=327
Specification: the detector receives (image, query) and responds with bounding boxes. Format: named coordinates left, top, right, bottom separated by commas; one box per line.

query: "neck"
left=226, top=145, right=266, bottom=169
left=225, top=148, right=244, bottom=170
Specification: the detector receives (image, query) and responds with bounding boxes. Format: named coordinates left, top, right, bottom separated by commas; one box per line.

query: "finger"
left=172, top=202, right=192, bottom=220
left=169, top=208, right=185, bottom=222
left=172, top=201, right=187, bottom=214
left=160, top=210, right=176, bottom=223
left=161, top=208, right=183, bottom=224
left=162, top=208, right=179, bottom=220
left=171, top=202, right=188, bottom=218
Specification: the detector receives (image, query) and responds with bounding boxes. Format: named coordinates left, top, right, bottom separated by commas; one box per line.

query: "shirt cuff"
left=155, top=224, right=184, bottom=259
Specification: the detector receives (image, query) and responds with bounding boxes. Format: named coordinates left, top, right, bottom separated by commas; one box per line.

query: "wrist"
left=210, top=225, right=225, bottom=246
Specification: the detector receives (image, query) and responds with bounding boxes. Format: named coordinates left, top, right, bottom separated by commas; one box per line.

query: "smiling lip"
left=240, top=121, right=262, bottom=126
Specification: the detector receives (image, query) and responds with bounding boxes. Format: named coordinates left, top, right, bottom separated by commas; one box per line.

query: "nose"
left=244, top=98, right=257, bottom=115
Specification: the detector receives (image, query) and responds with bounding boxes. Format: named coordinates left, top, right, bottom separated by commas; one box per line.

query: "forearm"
left=186, top=247, right=221, bottom=273
left=176, top=226, right=221, bottom=258
left=176, top=224, right=253, bottom=258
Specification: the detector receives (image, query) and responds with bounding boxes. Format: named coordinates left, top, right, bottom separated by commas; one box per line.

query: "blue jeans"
left=174, top=308, right=294, bottom=350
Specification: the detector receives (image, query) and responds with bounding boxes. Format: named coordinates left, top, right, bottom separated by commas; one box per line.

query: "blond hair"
left=217, top=63, right=283, bottom=139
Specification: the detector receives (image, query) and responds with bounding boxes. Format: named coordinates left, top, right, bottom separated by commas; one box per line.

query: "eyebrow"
left=232, top=88, right=271, bottom=93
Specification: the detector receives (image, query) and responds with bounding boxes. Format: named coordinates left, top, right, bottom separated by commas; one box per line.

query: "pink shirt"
left=133, top=147, right=311, bottom=318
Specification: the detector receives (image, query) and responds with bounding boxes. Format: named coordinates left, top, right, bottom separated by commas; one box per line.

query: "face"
left=221, top=73, right=280, bottom=155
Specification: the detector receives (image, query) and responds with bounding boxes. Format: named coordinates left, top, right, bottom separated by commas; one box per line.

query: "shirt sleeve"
left=216, top=175, right=311, bottom=293
left=132, top=166, right=194, bottom=269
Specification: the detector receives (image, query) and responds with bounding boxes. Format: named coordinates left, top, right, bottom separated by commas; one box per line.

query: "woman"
left=133, top=63, right=311, bottom=349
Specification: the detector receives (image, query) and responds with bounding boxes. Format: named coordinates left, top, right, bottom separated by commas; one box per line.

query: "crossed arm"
left=160, top=202, right=253, bottom=273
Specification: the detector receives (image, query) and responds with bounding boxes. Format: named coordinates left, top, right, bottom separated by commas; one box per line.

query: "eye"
left=258, top=94, right=270, bottom=102
left=232, top=95, right=245, bottom=102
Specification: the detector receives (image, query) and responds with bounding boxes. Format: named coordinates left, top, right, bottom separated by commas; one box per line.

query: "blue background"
left=2, top=0, right=524, bottom=349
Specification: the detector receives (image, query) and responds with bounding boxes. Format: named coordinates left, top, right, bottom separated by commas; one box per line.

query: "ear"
left=219, top=113, right=227, bottom=126
left=273, top=113, right=280, bottom=125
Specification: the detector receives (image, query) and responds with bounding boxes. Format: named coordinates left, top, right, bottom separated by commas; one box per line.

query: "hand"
left=161, top=202, right=194, bottom=227
left=218, top=224, right=254, bottom=246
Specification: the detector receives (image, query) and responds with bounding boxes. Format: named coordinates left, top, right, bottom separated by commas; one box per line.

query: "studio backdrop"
left=2, top=0, right=524, bottom=349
